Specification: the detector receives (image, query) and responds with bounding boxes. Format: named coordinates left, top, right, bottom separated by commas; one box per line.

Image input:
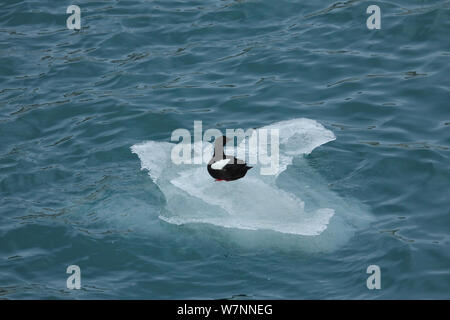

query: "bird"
left=207, top=136, right=252, bottom=181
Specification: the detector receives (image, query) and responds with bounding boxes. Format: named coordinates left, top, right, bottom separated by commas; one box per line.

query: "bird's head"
left=215, top=135, right=230, bottom=146
left=213, top=135, right=230, bottom=156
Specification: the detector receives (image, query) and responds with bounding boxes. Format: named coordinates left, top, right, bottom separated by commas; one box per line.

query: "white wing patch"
left=211, top=158, right=231, bottom=170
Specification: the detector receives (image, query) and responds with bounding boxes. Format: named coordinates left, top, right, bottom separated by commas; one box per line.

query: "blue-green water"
left=1, top=0, right=449, bottom=299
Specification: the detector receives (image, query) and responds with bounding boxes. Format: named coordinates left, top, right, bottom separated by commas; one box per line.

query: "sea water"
left=0, top=0, right=449, bottom=299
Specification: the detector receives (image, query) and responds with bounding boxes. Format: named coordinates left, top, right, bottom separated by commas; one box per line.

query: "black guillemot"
left=207, top=136, right=252, bottom=181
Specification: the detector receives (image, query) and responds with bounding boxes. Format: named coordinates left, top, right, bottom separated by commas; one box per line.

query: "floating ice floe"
left=131, top=118, right=371, bottom=248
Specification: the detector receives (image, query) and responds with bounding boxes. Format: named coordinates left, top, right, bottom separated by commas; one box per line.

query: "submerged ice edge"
left=158, top=208, right=335, bottom=236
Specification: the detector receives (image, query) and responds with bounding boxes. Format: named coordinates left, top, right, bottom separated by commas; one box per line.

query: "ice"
left=131, top=118, right=371, bottom=250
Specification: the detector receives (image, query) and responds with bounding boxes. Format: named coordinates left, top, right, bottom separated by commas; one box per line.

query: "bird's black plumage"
left=207, top=136, right=252, bottom=181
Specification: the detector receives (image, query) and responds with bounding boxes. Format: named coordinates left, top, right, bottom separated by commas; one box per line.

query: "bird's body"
left=207, top=136, right=252, bottom=181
